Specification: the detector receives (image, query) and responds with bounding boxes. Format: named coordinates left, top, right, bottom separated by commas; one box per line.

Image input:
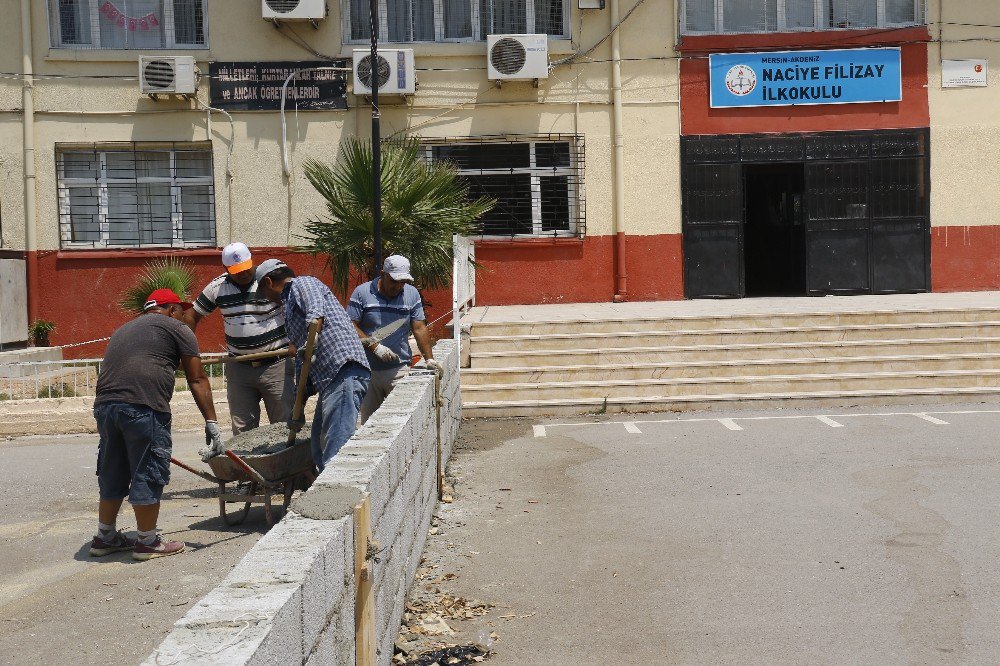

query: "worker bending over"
left=256, top=260, right=370, bottom=471
left=348, top=254, right=440, bottom=424
left=90, top=289, right=223, bottom=561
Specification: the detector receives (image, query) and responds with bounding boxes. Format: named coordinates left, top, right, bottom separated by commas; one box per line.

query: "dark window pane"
left=58, top=0, right=93, bottom=45
left=806, top=162, right=869, bottom=221
left=824, top=0, right=877, bottom=28
left=540, top=176, right=570, bottom=231
left=685, top=0, right=715, bottom=31
left=432, top=143, right=530, bottom=170
left=414, top=0, right=436, bottom=40
left=60, top=152, right=100, bottom=180
left=173, top=0, right=205, bottom=44
left=534, top=0, right=564, bottom=35
left=67, top=187, right=101, bottom=242
left=723, top=0, right=777, bottom=33
left=351, top=0, right=372, bottom=40
left=785, top=0, right=815, bottom=28
left=683, top=163, right=742, bottom=224
left=490, top=0, right=528, bottom=34
left=443, top=0, right=472, bottom=38
left=536, top=142, right=570, bottom=168
left=181, top=185, right=215, bottom=242
left=464, top=174, right=533, bottom=235
left=871, top=158, right=926, bottom=219
left=387, top=0, right=411, bottom=41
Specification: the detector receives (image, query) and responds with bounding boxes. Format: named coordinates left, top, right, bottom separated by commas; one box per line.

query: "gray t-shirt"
left=95, top=313, right=201, bottom=414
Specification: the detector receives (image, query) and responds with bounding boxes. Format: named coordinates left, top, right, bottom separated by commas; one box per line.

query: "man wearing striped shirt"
left=182, top=243, right=293, bottom=435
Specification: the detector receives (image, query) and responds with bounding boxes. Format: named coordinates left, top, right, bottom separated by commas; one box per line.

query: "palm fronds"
left=300, top=138, right=494, bottom=296
left=119, top=258, right=197, bottom=313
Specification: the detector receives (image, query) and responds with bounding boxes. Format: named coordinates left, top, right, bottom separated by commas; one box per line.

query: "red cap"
left=144, top=288, right=193, bottom=312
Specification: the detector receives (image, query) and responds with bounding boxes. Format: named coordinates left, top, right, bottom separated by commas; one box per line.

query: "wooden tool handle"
left=288, top=319, right=321, bottom=445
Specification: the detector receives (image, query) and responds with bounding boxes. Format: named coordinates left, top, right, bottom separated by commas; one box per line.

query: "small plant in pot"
left=29, top=319, right=56, bottom=347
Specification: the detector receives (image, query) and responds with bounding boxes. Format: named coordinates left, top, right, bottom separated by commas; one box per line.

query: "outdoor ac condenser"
left=138, top=56, right=198, bottom=96
left=262, top=0, right=326, bottom=21
left=487, top=34, right=549, bottom=82
left=352, top=49, right=416, bottom=95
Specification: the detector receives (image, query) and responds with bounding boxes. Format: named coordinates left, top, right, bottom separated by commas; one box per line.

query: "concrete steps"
left=461, top=303, right=1000, bottom=417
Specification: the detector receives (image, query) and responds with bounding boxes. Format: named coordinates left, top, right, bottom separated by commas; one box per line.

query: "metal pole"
left=369, top=0, right=383, bottom=277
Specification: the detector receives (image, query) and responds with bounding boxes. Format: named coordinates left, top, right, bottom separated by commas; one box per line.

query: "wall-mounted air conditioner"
left=487, top=34, right=549, bottom=82
left=139, top=56, right=198, bottom=96
left=353, top=49, right=416, bottom=95
left=262, top=0, right=326, bottom=21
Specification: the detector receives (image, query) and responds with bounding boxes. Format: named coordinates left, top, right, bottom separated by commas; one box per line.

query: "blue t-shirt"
left=347, top=279, right=425, bottom=371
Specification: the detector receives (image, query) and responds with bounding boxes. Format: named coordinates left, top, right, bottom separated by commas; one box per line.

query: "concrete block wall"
left=145, top=339, right=461, bottom=666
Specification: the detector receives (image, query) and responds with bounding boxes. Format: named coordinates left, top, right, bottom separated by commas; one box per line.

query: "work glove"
left=372, top=344, right=399, bottom=364
left=199, top=420, right=226, bottom=461
left=425, top=359, right=443, bottom=377
left=287, top=415, right=306, bottom=435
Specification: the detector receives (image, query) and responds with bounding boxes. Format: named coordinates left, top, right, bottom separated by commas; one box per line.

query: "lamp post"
left=369, top=0, right=383, bottom=276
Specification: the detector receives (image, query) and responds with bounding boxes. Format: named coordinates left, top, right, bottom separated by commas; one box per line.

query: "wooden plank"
left=354, top=494, right=375, bottom=666
left=435, top=375, right=444, bottom=499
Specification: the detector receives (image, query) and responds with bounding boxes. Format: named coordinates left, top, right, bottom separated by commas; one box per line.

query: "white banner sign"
left=942, top=59, right=988, bottom=88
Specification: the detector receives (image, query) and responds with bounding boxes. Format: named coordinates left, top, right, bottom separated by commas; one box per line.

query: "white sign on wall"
left=942, top=59, right=988, bottom=88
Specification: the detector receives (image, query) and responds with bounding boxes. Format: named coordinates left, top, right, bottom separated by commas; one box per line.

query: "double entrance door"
left=681, top=129, right=930, bottom=299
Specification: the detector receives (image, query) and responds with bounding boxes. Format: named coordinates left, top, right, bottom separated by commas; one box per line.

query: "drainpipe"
left=610, top=0, right=627, bottom=301
left=20, top=0, right=38, bottom=323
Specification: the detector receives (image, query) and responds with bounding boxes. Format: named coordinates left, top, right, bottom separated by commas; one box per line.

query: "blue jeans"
left=311, top=363, right=370, bottom=471
left=93, top=402, right=172, bottom=506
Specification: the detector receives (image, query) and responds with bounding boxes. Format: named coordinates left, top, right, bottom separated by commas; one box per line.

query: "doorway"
left=743, top=164, right=806, bottom=297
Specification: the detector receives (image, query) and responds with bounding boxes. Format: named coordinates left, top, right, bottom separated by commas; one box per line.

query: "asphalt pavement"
left=409, top=401, right=1000, bottom=665
left=0, top=430, right=269, bottom=666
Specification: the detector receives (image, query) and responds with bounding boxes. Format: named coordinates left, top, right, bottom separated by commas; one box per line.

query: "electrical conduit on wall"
left=20, top=0, right=37, bottom=323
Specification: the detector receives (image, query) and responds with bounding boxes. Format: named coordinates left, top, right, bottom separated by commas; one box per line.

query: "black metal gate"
left=681, top=129, right=930, bottom=298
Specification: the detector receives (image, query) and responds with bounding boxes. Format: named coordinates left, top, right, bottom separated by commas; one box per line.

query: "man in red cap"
left=89, top=288, right=223, bottom=561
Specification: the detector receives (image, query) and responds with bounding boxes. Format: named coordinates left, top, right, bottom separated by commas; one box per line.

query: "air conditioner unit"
left=353, top=49, right=416, bottom=95
left=262, top=0, right=326, bottom=21
left=487, top=34, right=549, bottom=82
left=139, top=56, right=198, bottom=96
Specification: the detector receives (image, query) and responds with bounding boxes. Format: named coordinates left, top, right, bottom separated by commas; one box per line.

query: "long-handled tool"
left=200, top=348, right=295, bottom=365
left=287, top=319, right=321, bottom=447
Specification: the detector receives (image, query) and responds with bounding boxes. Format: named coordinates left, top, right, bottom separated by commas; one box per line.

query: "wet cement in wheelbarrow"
left=227, top=422, right=312, bottom=456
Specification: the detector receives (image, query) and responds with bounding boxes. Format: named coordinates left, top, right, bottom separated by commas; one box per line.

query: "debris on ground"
left=394, top=643, right=489, bottom=665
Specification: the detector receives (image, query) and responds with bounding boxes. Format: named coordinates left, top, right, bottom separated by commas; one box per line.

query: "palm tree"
left=119, top=257, right=197, bottom=313
left=300, top=138, right=493, bottom=296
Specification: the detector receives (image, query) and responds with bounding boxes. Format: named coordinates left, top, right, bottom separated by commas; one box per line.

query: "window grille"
left=424, top=135, right=585, bottom=239
left=345, top=0, right=568, bottom=43
left=682, top=0, right=924, bottom=34
left=57, top=143, right=216, bottom=249
left=48, top=0, right=208, bottom=49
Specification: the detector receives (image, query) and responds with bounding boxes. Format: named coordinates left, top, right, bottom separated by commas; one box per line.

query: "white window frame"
left=57, top=145, right=216, bottom=250
left=343, top=0, right=570, bottom=44
left=424, top=137, right=584, bottom=239
left=680, top=0, right=924, bottom=35
left=47, top=0, right=209, bottom=50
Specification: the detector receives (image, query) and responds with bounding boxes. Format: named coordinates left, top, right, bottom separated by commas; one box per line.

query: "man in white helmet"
left=182, top=242, right=294, bottom=437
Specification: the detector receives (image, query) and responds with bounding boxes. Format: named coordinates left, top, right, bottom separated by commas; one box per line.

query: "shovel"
left=287, top=319, right=321, bottom=447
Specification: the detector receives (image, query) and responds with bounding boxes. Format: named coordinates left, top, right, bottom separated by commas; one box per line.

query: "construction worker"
left=348, top=255, right=441, bottom=424
left=183, top=242, right=294, bottom=435
left=255, top=260, right=371, bottom=471
left=89, top=288, right=223, bottom=561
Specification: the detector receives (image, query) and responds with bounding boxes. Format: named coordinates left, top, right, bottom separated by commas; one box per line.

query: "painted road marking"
left=915, top=413, right=949, bottom=425
left=815, top=416, right=845, bottom=428
left=624, top=423, right=642, bottom=434
left=719, top=419, right=743, bottom=431
left=533, top=425, right=547, bottom=438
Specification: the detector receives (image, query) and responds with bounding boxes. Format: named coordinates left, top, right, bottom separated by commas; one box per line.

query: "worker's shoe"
left=89, top=531, right=136, bottom=557
left=132, top=537, right=185, bottom=561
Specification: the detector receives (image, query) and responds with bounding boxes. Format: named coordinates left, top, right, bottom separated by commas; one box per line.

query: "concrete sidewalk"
left=404, top=401, right=1000, bottom=664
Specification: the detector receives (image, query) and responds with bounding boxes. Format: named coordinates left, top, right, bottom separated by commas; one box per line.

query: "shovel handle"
left=288, top=320, right=321, bottom=445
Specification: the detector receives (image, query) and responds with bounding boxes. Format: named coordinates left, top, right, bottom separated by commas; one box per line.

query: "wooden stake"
left=435, top=375, right=444, bottom=499
left=354, top=494, right=375, bottom=666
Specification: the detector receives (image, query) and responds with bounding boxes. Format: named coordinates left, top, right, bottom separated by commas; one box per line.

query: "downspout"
left=610, top=0, right=627, bottom=301
left=20, top=0, right=38, bottom=323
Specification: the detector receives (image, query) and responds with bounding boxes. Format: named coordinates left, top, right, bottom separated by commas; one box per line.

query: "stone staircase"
left=461, top=299, right=1000, bottom=417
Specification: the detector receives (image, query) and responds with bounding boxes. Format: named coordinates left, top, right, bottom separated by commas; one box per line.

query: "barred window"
left=426, top=136, right=585, bottom=238
left=48, top=0, right=208, bottom=49
left=57, top=144, right=216, bottom=249
left=682, top=0, right=924, bottom=34
left=346, top=0, right=568, bottom=42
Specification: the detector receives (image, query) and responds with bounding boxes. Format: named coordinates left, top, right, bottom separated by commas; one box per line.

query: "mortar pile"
left=226, top=422, right=312, bottom=457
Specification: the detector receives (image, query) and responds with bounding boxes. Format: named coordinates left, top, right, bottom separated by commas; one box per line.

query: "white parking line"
left=533, top=425, right=547, bottom=438
left=914, top=414, right=949, bottom=425
left=624, top=423, right=642, bottom=434
left=815, top=416, right=845, bottom=428
left=719, top=419, right=743, bottom=431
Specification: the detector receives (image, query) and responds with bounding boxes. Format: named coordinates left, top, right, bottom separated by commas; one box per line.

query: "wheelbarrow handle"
left=170, top=456, right=223, bottom=484
left=224, top=450, right=270, bottom=486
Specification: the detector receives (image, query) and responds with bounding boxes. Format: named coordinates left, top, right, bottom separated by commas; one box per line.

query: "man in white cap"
left=348, top=254, right=440, bottom=424
left=182, top=242, right=294, bottom=435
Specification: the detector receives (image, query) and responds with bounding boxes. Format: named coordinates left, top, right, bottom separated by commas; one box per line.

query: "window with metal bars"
left=681, top=0, right=924, bottom=34
left=346, top=0, right=568, bottom=43
left=57, top=144, right=216, bottom=249
left=48, top=0, right=208, bottom=49
left=425, top=136, right=585, bottom=238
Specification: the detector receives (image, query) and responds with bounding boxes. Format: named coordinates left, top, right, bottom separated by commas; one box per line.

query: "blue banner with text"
left=709, top=48, right=902, bottom=109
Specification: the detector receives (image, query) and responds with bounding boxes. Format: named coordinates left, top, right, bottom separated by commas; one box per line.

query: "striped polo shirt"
left=193, top=273, right=290, bottom=355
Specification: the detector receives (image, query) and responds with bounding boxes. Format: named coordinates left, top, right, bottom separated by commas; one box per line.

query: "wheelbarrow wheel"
left=219, top=481, right=254, bottom=526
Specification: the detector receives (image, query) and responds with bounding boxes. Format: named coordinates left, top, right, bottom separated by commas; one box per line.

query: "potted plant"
left=29, top=319, right=56, bottom=347
left=119, top=258, right=197, bottom=314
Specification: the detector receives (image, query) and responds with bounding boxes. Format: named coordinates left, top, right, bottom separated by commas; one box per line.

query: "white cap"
left=383, top=255, right=413, bottom=282
left=222, top=242, right=252, bottom=275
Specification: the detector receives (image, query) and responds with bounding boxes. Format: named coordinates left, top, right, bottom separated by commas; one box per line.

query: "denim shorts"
left=93, top=401, right=172, bottom=506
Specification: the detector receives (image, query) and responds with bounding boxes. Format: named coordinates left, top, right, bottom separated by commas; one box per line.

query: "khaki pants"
left=358, top=365, right=409, bottom=425
left=224, top=357, right=295, bottom=435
